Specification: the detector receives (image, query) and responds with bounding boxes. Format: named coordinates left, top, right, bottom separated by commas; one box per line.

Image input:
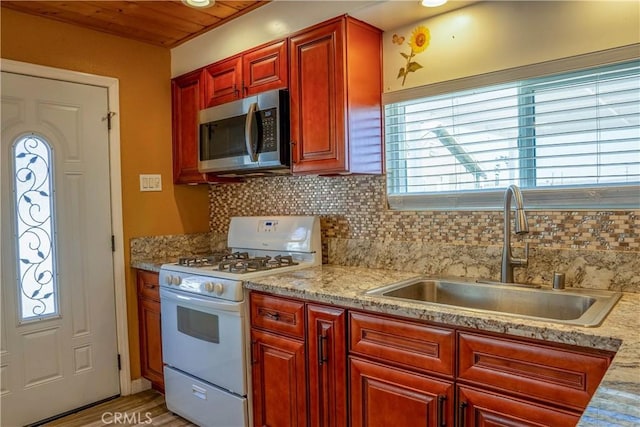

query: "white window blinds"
left=385, top=60, right=640, bottom=210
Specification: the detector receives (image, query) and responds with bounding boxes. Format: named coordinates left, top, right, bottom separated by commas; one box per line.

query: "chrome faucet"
left=501, top=185, right=529, bottom=283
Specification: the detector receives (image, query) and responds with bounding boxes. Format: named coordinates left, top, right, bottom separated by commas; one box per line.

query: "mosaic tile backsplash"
left=208, top=175, right=639, bottom=292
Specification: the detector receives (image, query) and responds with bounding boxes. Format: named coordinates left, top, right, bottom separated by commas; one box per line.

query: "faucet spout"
left=502, top=185, right=529, bottom=283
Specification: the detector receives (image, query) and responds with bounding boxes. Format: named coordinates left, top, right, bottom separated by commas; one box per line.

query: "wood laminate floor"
left=41, top=389, right=196, bottom=427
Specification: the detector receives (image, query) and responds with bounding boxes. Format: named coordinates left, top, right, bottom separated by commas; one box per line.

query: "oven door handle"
left=160, top=288, right=243, bottom=314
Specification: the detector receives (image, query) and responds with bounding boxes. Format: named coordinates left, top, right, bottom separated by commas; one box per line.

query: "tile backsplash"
left=208, top=175, right=639, bottom=292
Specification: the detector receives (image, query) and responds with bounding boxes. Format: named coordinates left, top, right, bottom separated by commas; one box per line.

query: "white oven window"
left=177, top=306, right=220, bottom=343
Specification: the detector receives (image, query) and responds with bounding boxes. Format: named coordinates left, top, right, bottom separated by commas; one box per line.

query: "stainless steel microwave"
left=198, top=89, right=290, bottom=175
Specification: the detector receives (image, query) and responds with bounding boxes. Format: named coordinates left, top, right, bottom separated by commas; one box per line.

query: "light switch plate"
left=139, top=174, right=162, bottom=192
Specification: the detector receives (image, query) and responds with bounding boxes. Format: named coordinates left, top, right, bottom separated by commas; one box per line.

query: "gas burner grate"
left=177, top=252, right=230, bottom=267
left=216, top=254, right=299, bottom=274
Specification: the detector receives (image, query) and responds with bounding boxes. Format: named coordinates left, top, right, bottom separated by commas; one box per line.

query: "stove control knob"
left=171, top=276, right=181, bottom=286
left=204, top=282, right=224, bottom=295
left=165, top=275, right=173, bottom=285
left=213, top=282, right=224, bottom=296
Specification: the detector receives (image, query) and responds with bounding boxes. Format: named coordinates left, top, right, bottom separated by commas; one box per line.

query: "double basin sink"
left=365, top=277, right=622, bottom=327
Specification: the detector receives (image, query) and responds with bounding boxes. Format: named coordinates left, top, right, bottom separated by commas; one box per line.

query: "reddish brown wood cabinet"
left=203, top=39, right=288, bottom=108
left=349, top=311, right=455, bottom=377
left=243, top=40, right=288, bottom=96
left=350, top=357, right=454, bottom=427
left=250, top=329, right=307, bottom=427
left=250, top=293, right=347, bottom=427
left=457, top=331, right=612, bottom=415
left=289, top=16, right=383, bottom=175
left=136, top=270, right=164, bottom=391
left=250, top=293, right=307, bottom=427
left=307, top=305, right=347, bottom=427
left=203, top=55, right=243, bottom=107
left=348, top=311, right=455, bottom=427
left=171, top=69, right=209, bottom=184
left=172, top=39, right=287, bottom=184
left=457, top=385, right=581, bottom=427
left=249, top=292, right=613, bottom=427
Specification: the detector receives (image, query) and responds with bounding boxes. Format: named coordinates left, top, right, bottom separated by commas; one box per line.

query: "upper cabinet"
left=243, top=39, right=288, bottom=97
left=171, top=16, right=384, bottom=184
left=172, top=69, right=208, bottom=184
left=289, top=16, right=383, bottom=175
left=203, top=54, right=243, bottom=107
left=204, top=39, right=288, bottom=108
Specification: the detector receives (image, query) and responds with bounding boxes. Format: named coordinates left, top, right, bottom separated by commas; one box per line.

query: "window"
left=385, top=59, right=640, bottom=210
left=13, top=135, right=59, bottom=321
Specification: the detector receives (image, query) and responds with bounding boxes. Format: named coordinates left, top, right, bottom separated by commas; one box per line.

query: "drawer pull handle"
left=318, top=334, right=328, bottom=365
left=437, top=395, right=446, bottom=427
left=192, top=384, right=207, bottom=400
left=144, top=284, right=156, bottom=289
left=251, top=340, right=258, bottom=364
left=457, top=401, right=467, bottom=427
left=264, top=311, right=280, bottom=321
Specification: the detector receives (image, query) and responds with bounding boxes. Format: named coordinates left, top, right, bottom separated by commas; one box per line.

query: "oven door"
left=160, top=288, right=247, bottom=396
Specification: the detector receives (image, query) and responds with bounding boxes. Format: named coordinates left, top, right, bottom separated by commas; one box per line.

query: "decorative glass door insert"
left=12, top=134, right=59, bottom=321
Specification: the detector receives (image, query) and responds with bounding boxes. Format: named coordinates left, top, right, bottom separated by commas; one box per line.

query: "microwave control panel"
left=259, top=108, right=277, bottom=152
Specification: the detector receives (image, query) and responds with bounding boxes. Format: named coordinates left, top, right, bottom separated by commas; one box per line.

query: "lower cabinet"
left=249, top=292, right=613, bottom=427
left=250, top=329, right=307, bottom=427
left=457, top=385, right=580, bottom=426
left=136, top=270, right=164, bottom=391
left=350, top=357, right=454, bottom=427
left=250, top=293, right=346, bottom=427
left=307, top=305, right=347, bottom=427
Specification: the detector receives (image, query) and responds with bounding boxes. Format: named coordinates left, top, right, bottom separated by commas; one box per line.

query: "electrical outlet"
left=139, top=174, right=162, bottom=192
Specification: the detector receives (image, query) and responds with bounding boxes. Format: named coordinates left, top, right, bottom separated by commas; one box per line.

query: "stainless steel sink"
left=365, top=278, right=622, bottom=327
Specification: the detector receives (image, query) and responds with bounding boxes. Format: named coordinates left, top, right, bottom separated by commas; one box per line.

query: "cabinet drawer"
left=137, top=270, right=160, bottom=301
left=458, top=332, right=612, bottom=411
left=349, top=311, right=455, bottom=377
left=250, top=293, right=305, bottom=339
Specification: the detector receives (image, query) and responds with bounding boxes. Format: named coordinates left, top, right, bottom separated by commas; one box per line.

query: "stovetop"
left=159, top=216, right=321, bottom=300
left=177, top=251, right=298, bottom=274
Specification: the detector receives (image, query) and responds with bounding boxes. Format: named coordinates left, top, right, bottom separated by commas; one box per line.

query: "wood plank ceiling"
left=1, top=1, right=269, bottom=48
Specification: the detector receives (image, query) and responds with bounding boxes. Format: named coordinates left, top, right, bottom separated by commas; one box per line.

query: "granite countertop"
left=133, top=261, right=639, bottom=425
left=132, top=259, right=167, bottom=273
left=243, top=265, right=640, bottom=427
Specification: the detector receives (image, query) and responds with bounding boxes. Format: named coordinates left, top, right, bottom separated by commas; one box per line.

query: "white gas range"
left=159, top=216, right=321, bottom=427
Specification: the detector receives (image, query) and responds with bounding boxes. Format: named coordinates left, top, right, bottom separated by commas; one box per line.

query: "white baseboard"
left=129, top=378, right=152, bottom=395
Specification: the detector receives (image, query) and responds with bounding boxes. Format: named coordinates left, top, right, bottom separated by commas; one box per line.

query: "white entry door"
left=1, top=72, right=120, bottom=426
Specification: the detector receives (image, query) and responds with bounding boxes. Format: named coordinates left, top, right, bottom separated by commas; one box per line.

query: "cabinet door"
left=243, top=40, right=288, bottom=96
left=203, top=55, right=242, bottom=107
left=138, top=297, right=164, bottom=391
left=307, top=305, right=347, bottom=427
left=457, top=385, right=580, bottom=427
left=172, top=69, right=208, bottom=184
left=350, top=357, right=454, bottom=427
left=251, top=329, right=307, bottom=427
left=289, top=19, right=346, bottom=174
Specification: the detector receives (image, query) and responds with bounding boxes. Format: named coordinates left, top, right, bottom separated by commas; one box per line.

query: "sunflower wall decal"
left=394, top=25, right=431, bottom=86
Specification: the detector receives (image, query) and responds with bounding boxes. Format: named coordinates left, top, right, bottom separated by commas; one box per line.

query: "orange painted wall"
left=1, top=8, right=211, bottom=379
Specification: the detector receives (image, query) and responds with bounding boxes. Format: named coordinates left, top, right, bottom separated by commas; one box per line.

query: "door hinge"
left=103, top=111, right=116, bottom=130
left=117, top=354, right=121, bottom=371
left=111, top=235, right=115, bottom=252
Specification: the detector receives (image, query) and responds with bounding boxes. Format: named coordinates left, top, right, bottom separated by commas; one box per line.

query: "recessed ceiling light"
left=421, top=0, right=448, bottom=7
left=182, top=0, right=215, bottom=8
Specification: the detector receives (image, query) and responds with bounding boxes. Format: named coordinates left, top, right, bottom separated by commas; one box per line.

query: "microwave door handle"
left=245, top=102, right=259, bottom=162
